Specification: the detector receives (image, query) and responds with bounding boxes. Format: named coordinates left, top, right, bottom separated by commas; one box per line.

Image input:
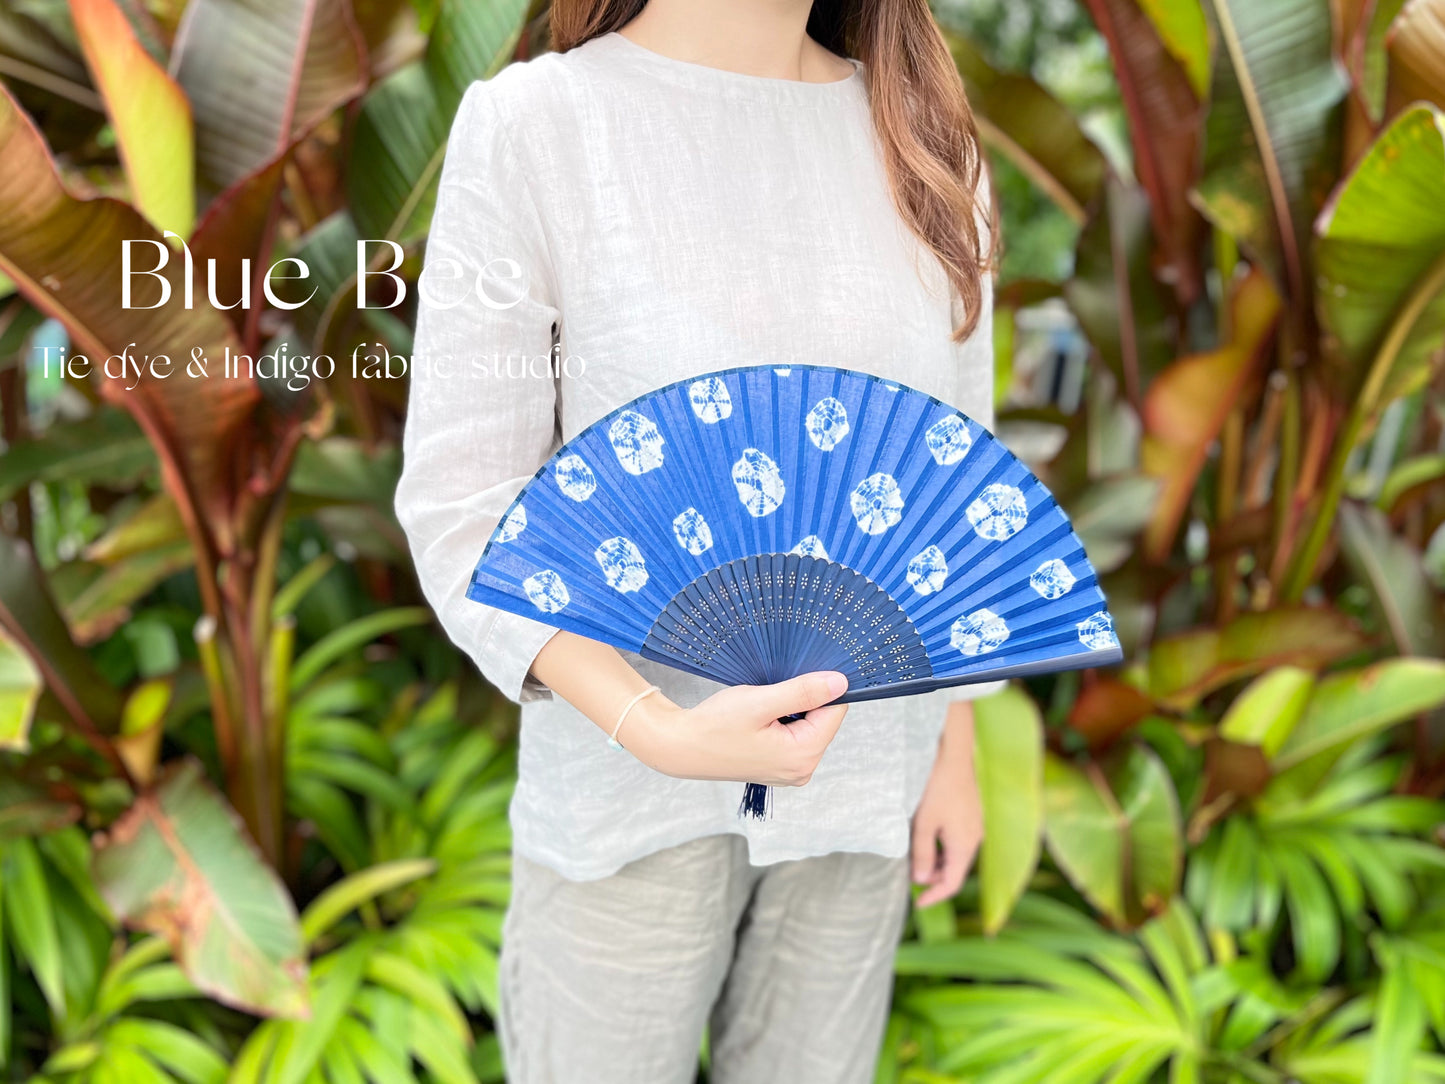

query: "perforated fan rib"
left=641, top=554, right=931, bottom=689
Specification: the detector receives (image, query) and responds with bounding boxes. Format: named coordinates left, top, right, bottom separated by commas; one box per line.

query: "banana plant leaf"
left=91, top=757, right=309, bottom=1017
left=1140, top=267, right=1281, bottom=560
left=172, top=0, right=366, bottom=193
left=1080, top=0, right=1205, bottom=299
left=0, top=85, right=257, bottom=534
left=69, top=0, right=194, bottom=236
left=347, top=0, right=529, bottom=245
left=1193, top=0, right=1349, bottom=303
left=944, top=29, right=1107, bottom=225
left=1314, top=104, right=1445, bottom=409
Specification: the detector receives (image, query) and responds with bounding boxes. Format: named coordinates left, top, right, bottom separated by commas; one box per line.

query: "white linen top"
left=394, top=30, right=1003, bottom=882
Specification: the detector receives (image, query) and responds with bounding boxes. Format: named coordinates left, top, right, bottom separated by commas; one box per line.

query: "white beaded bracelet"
left=608, top=685, right=660, bottom=751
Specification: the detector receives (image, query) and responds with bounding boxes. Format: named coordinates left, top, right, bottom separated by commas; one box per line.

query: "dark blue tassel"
left=739, top=782, right=772, bottom=819
left=737, top=711, right=805, bottom=819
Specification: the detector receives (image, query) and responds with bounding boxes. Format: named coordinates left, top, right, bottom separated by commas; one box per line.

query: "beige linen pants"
left=497, top=832, right=911, bottom=1083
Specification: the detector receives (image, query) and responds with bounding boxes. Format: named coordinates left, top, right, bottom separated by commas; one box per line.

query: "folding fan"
left=466, top=364, right=1122, bottom=815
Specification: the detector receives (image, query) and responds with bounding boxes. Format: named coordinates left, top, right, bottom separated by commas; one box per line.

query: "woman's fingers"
left=750, top=670, right=848, bottom=722
left=677, top=671, right=850, bottom=787
left=914, top=820, right=975, bottom=908
left=911, top=815, right=941, bottom=886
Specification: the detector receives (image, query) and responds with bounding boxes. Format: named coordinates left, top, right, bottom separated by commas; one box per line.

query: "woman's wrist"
left=621, top=692, right=687, bottom=772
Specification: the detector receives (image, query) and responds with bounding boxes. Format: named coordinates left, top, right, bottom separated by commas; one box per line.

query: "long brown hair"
left=549, top=0, right=996, bottom=342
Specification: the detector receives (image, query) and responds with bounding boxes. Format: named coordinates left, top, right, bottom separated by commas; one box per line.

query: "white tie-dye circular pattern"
left=496, top=505, right=527, bottom=543
left=594, top=537, right=649, bottom=593
left=850, top=472, right=904, bottom=535
left=672, top=508, right=713, bottom=556
left=1077, top=611, right=1118, bottom=651
left=523, top=570, right=569, bottom=613
left=1030, top=558, right=1076, bottom=599
left=966, top=483, right=1028, bottom=541
left=688, top=378, right=732, bottom=423
left=731, top=449, right=786, bottom=517
left=554, top=454, right=597, bottom=502
left=906, top=545, right=948, bottom=595
left=951, top=608, right=1009, bottom=655
left=608, top=411, right=666, bottom=475
left=925, top=414, right=973, bottom=466
left=805, top=397, right=850, bottom=451
left=790, top=535, right=830, bottom=560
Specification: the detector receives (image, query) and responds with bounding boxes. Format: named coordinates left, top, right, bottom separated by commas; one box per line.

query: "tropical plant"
left=880, top=0, right=1445, bottom=1079
left=1, top=0, right=1444, bottom=1080
left=0, top=0, right=536, bottom=1048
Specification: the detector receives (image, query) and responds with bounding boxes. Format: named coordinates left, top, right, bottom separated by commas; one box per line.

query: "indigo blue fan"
left=467, top=364, right=1122, bottom=816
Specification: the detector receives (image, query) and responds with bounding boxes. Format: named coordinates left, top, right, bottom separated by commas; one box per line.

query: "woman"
left=394, top=0, right=999, bottom=1079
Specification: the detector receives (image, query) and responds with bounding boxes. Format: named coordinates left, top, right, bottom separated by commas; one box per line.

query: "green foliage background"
left=0, top=0, right=1444, bottom=1081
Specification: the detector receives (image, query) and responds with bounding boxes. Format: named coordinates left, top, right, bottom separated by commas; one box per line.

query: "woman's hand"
left=911, top=700, right=983, bottom=908
left=625, top=671, right=850, bottom=786
left=528, top=631, right=849, bottom=787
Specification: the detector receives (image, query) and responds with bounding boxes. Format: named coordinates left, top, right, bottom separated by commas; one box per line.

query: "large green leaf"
left=91, top=758, right=308, bottom=1017
left=0, top=628, right=42, bottom=750
left=1314, top=104, right=1445, bottom=407
left=971, top=686, right=1042, bottom=933
left=290, top=436, right=402, bottom=503
left=172, top=0, right=365, bottom=192
left=1218, top=666, right=1313, bottom=758
left=1136, top=0, right=1211, bottom=97
left=897, top=897, right=1211, bottom=1082
left=1193, top=0, right=1348, bottom=302
left=1274, top=658, right=1445, bottom=770
left=68, top=0, right=194, bottom=235
left=423, top=0, right=530, bottom=112
left=1066, top=473, right=1161, bottom=575
left=63, top=544, right=197, bottom=644
left=1190, top=741, right=1445, bottom=983
left=0, top=3, right=89, bottom=100
left=347, top=61, right=450, bottom=243
left=945, top=30, right=1107, bottom=223
left=0, top=532, right=124, bottom=733
left=1356, top=0, right=1410, bottom=123
left=1043, top=744, right=1181, bottom=926
left=347, top=0, right=529, bottom=244
left=1337, top=500, right=1445, bottom=658
left=1147, top=606, right=1367, bottom=710
left=3, top=837, right=66, bottom=1017
left=0, top=407, right=152, bottom=501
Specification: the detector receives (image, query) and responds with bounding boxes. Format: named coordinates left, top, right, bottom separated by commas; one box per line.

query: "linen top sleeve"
left=394, top=78, right=562, bottom=705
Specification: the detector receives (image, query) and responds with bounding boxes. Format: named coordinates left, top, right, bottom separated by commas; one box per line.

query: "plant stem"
left=1267, top=369, right=1300, bottom=596
left=1216, top=407, right=1244, bottom=623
